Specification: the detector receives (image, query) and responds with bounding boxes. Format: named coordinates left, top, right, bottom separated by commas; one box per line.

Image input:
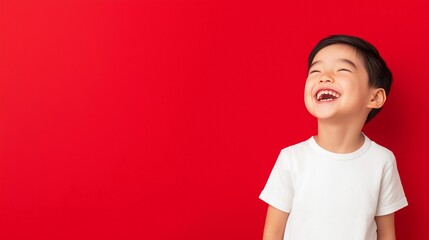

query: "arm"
left=375, top=213, right=395, bottom=240
left=262, top=205, right=289, bottom=240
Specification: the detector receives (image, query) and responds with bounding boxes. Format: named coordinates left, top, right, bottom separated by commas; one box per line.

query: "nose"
left=319, top=73, right=334, bottom=83
left=319, top=78, right=332, bottom=83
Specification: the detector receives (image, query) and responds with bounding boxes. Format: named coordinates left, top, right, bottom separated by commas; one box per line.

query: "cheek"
left=304, top=79, right=314, bottom=98
left=304, top=78, right=313, bottom=94
left=303, top=81, right=314, bottom=109
left=344, top=79, right=367, bottom=95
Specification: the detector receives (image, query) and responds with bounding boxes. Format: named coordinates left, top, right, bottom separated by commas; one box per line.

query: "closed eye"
left=309, top=69, right=321, bottom=74
left=338, top=68, right=351, bottom=72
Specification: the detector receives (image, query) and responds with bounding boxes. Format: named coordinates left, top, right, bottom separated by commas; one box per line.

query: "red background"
left=1, top=0, right=428, bottom=239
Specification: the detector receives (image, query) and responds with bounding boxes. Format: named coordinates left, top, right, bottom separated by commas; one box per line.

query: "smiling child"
left=260, top=35, right=408, bottom=240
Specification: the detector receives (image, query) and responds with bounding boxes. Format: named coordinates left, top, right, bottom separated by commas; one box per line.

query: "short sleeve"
left=259, top=150, right=294, bottom=213
left=376, top=154, right=408, bottom=216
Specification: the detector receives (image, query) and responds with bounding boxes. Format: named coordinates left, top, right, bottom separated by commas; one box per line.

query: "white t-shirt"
left=260, top=134, right=408, bottom=240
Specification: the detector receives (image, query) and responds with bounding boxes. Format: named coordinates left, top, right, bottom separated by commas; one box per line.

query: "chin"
left=309, top=110, right=337, bottom=121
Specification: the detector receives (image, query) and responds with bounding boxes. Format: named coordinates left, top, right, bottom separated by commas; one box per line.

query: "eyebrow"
left=310, top=59, right=358, bottom=69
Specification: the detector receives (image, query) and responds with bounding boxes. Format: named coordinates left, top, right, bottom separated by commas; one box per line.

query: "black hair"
left=307, top=34, right=393, bottom=123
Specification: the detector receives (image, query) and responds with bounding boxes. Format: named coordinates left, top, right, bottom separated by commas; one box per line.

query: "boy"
left=260, top=35, right=408, bottom=240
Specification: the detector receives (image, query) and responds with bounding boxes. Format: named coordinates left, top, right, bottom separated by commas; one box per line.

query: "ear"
left=367, top=88, right=387, bottom=109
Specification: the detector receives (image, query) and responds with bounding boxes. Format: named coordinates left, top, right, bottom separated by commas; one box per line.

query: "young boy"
left=260, top=35, right=408, bottom=240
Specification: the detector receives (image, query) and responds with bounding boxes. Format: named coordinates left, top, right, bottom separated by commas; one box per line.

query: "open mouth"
left=316, top=89, right=340, bottom=102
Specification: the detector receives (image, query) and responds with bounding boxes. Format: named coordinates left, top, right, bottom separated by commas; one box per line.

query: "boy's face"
left=304, top=44, right=374, bottom=123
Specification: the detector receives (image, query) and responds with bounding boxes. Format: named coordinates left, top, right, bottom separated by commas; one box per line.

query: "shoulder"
left=279, top=138, right=313, bottom=155
left=276, top=138, right=313, bottom=165
left=367, top=138, right=396, bottom=168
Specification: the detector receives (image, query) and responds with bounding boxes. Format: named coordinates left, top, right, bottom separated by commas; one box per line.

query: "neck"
left=315, top=120, right=365, bottom=153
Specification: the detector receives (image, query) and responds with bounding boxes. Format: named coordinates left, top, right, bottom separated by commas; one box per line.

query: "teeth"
left=316, top=90, right=340, bottom=101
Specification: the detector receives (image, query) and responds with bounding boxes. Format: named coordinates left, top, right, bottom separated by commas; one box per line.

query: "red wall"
left=1, top=0, right=427, bottom=239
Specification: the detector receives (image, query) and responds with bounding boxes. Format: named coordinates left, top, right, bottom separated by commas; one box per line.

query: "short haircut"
left=307, top=35, right=393, bottom=123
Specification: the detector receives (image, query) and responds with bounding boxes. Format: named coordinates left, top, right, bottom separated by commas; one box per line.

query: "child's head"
left=306, top=35, right=392, bottom=123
